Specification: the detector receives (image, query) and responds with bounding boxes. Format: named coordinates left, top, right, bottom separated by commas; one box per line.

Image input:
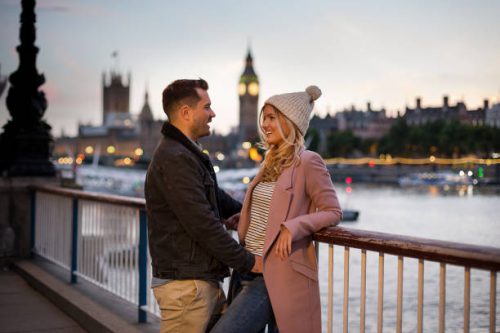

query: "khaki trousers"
left=153, top=280, right=226, bottom=333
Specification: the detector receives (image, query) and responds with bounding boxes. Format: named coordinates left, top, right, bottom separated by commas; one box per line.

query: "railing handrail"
left=314, top=226, right=500, bottom=271
left=31, top=185, right=500, bottom=271
left=30, top=185, right=145, bottom=209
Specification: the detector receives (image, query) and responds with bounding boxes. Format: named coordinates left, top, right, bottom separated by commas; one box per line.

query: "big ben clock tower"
left=238, top=49, right=259, bottom=143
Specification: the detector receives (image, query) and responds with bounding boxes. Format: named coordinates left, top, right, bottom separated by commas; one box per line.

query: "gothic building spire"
left=238, top=47, right=259, bottom=143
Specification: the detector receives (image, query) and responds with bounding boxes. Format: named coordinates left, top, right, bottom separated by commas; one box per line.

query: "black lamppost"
left=0, top=65, right=7, bottom=97
left=0, top=0, right=55, bottom=176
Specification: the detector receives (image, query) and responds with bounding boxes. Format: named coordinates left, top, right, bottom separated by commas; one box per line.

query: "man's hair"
left=162, top=79, right=209, bottom=119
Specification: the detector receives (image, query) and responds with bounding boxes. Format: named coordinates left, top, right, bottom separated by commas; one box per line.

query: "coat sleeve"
left=283, top=152, right=343, bottom=241
left=158, top=152, right=255, bottom=274
left=217, top=188, right=242, bottom=219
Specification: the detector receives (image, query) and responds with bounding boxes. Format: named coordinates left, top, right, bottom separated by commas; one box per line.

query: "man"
left=145, top=79, right=259, bottom=333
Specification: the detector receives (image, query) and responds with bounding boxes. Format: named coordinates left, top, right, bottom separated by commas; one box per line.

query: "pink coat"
left=238, top=150, right=342, bottom=333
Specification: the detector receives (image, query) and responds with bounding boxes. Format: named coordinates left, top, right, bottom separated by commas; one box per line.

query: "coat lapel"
left=262, top=165, right=296, bottom=258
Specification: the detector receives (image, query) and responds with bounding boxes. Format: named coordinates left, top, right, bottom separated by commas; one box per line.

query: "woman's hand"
left=275, top=225, right=292, bottom=260
left=251, top=255, right=263, bottom=273
left=224, top=213, right=240, bottom=230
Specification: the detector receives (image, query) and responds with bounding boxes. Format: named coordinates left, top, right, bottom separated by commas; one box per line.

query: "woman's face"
left=261, top=105, right=290, bottom=146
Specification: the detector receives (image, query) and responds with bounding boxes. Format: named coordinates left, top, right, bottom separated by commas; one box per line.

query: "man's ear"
left=179, top=104, right=191, bottom=121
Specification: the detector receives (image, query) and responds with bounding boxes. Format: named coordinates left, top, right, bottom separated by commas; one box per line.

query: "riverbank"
left=328, top=163, right=500, bottom=186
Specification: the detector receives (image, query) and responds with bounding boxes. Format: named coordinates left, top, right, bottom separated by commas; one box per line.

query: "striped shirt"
left=245, top=182, right=276, bottom=256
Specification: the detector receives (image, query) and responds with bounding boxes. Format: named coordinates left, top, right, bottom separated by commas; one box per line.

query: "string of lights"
left=324, top=156, right=500, bottom=166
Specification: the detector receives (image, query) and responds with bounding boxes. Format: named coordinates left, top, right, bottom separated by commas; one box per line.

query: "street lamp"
left=0, top=0, right=55, bottom=176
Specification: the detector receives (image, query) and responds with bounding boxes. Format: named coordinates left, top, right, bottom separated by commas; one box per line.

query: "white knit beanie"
left=264, top=85, right=322, bottom=134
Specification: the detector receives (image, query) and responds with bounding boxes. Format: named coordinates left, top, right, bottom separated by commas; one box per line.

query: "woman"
left=212, top=86, right=342, bottom=333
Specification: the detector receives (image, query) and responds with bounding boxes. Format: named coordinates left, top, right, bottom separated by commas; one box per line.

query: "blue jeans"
left=210, top=272, right=278, bottom=333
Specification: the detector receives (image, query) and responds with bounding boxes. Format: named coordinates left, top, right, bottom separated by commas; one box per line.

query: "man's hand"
left=275, top=225, right=292, bottom=260
left=224, top=213, right=240, bottom=231
left=251, top=255, right=263, bottom=273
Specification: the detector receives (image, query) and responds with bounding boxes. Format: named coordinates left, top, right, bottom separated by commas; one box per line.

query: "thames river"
left=318, top=183, right=499, bottom=333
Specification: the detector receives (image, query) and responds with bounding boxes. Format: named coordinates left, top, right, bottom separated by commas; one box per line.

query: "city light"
left=84, top=146, right=94, bottom=154
left=478, top=167, right=484, bottom=178
left=216, top=152, right=225, bottom=161
left=106, top=145, right=116, bottom=154
left=57, top=157, right=74, bottom=165
left=249, top=148, right=262, bottom=162
left=213, top=166, right=220, bottom=173
left=242, top=142, right=252, bottom=149
left=134, top=148, right=143, bottom=156
left=242, top=176, right=250, bottom=184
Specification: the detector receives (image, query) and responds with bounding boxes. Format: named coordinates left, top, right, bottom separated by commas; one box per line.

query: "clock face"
left=248, top=82, right=259, bottom=96
left=238, top=83, right=246, bottom=96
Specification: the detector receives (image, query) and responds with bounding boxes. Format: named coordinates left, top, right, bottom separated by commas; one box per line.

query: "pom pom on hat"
left=306, top=85, right=322, bottom=102
left=264, top=85, right=322, bottom=134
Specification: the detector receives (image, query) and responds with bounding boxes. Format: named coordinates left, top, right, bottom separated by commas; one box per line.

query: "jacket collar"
left=161, top=121, right=210, bottom=164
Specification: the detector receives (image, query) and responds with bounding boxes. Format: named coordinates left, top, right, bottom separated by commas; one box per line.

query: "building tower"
left=102, top=70, right=131, bottom=126
left=238, top=49, right=259, bottom=143
left=139, top=88, right=157, bottom=158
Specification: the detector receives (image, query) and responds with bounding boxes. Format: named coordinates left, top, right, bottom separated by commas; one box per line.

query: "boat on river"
left=398, top=171, right=473, bottom=187
left=341, top=209, right=359, bottom=222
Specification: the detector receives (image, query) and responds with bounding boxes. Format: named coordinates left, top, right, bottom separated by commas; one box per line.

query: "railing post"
left=30, top=190, right=36, bottom=257
left=70, top=198, right=79, bottom=284
left=138, top=209, right=148, bottom=323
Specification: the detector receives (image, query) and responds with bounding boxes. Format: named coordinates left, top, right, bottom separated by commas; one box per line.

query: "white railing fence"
left=31, top=186, right=158, bottom=322
left=31, top=185, right=500, bottom=332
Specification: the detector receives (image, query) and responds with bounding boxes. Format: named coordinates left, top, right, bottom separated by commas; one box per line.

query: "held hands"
left=275, top=225, right=292, bottom=260
left=224, top=213, right=240, bottom=230
left=251, top=255, right=263, bottom=273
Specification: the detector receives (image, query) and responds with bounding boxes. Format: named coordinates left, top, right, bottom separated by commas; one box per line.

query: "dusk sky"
left=0, top=0, right=499, bottom=137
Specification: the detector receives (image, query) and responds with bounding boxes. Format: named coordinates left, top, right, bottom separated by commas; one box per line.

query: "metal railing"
left=314, top=228, right=500, bottom=333
left=30, top=185, right=500, bottom=331
left=30, top=185, right=158, bottom=322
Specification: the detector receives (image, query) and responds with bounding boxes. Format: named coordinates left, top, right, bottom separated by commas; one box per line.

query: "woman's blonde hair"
left=258, top=104, right=305, bottom=182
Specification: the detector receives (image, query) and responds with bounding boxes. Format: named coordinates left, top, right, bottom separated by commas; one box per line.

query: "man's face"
left=189, top=88, right=216, bottom=140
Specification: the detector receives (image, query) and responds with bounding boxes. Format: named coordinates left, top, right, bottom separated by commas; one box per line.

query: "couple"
left=145, top=79, right=342, bottom=333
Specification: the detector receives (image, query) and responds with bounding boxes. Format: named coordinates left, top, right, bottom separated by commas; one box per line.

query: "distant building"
left=138, top=89, right=163, bottom=158
left=308, top=102, right=394, bottom=154
left=336, top=102, right=393, bottom=140
left=55, top=51, right=264, bottom=168
left=404, top=96, right=488, bottom=126
left=54, top=66, right=164, bottom=165
left=486, top=102, right=500, bottom=128
left=238, top=49, right=259, bottom=143
left=102, top=70, right=131, bottom=126
left=308, top=114, right=338, bottom=154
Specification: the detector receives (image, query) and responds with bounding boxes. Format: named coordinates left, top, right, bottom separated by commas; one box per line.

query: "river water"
left=319, top=183, right=500, bottom=333
left=74, top=166, right=500, bottom=332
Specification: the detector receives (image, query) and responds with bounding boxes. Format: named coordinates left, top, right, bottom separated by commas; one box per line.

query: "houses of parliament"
left=54, top=49, right=261, bottom=168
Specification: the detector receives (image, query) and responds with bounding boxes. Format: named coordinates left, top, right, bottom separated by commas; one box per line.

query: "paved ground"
left=0, top=267, right=86, bottom=333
